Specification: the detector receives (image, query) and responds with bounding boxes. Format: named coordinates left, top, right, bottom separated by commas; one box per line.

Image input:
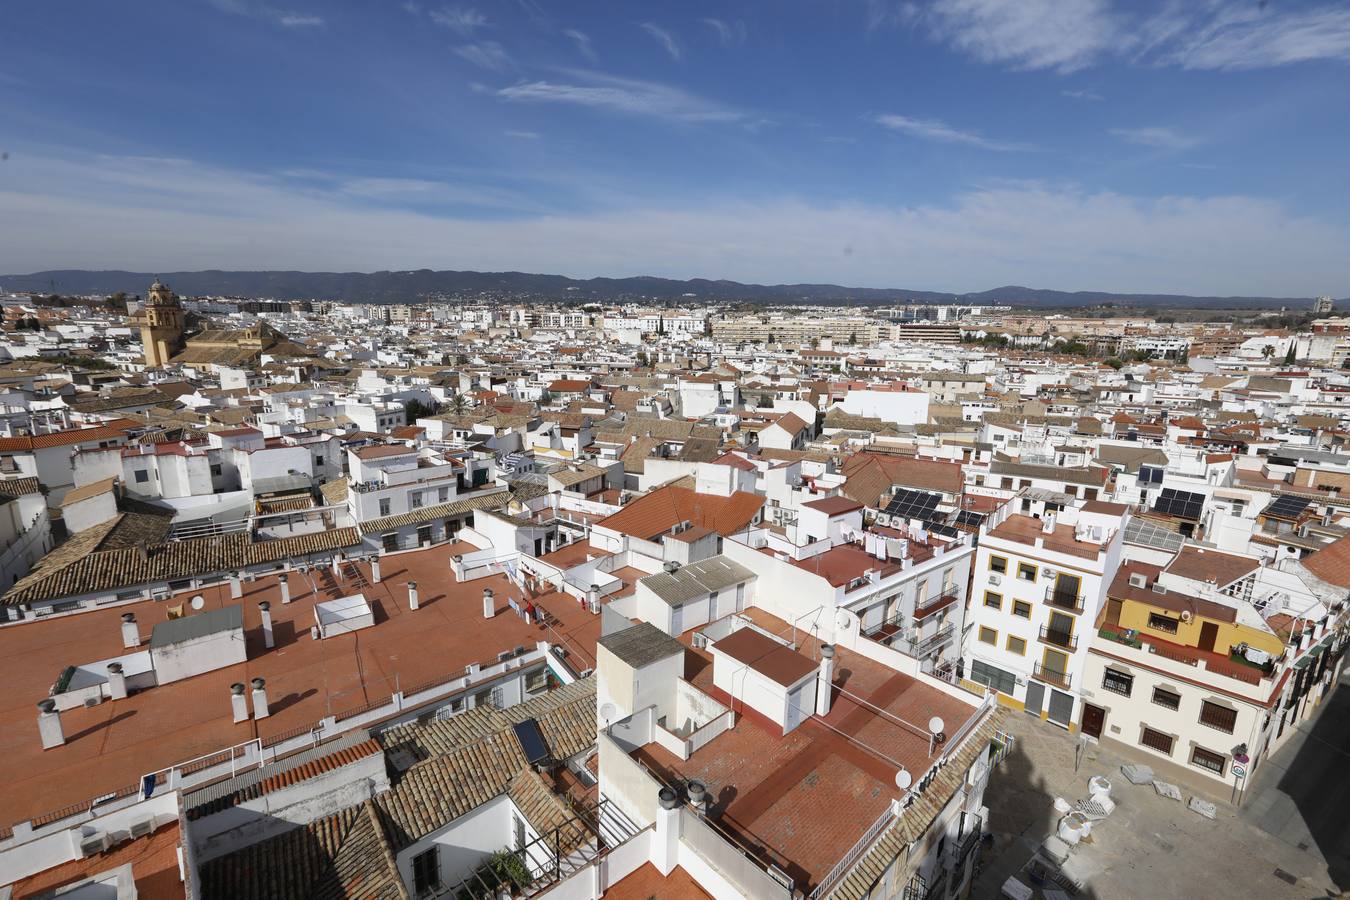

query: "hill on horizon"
left=0, top=269, right=1334, bottom=309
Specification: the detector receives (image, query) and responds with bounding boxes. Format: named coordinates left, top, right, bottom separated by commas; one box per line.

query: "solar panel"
left=884, top=488, right=941, bottom=521
left=954, top=510, right=986, bottom=528
left=1152, top=488, right=1205, bottom=520
left=924, top=521, right=961, bottom=539
left=512, top=718, right=551, bottom=766
left=1125, top=517, right=1185, bottom=551
left=1136, top=465, right=1165, bottom=487
left=1266, top=495, right=1310, bottom=519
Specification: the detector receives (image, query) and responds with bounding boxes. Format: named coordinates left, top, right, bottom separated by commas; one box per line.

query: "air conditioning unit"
left=876, top=513, right=892, bottom=527
left=988, top=573, right=1002, bottom=586
left=692, top=633, right=709, bottom=649
left=1042, top=568, right=1058, bottom=579
left=150, top=588, right=169, bottom=601
left=128, top=817, right=154, bottom=839
left=78, top=832, right=109, bottom=857
left=1151, top=583, right=1167, bottom=594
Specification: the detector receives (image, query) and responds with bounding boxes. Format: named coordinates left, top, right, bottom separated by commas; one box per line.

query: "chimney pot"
left=121, top=613, right=140, bottom=648
left=37, top=699, right=64, bottom=748
left=251, top=678, right=269, bottom=719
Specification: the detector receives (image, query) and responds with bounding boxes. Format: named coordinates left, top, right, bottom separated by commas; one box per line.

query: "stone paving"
left=970, top=702, right=1340, bottom=900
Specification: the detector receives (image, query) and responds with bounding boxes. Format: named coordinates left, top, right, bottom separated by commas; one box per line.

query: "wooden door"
left=1081, top=703, right=1106, bottom=739
left=1199, top=621, right=1219, bottom=653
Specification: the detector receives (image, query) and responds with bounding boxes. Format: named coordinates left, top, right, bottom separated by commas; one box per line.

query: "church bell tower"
left=140, top=278, right=185, bottom=367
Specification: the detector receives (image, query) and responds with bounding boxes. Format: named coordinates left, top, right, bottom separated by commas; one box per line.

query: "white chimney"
left=251, top=677, right=270, bottom=719
left=654, top=788, right=681, bottom=876
left=107, top=662, right=127, bottom=700
left=588, top=584, right=600, bottom=608
left=408, top=580, right=419, bottom=611
left=816, top=644, right=836, bottom=715
left=231, top=683, right=249, bottom=723
left=259, top=601, right=274, bottom=649
left=483, top=588, right=496, bottom=619
left=279, top=573, right=291, bottom=604
left=687, top=780, right=710, bottom=815
left=229, top=571, right=243, bottom=599
left=370, top=556, right=382, bottom=583
left=37, top=699, right=64, bottom=749
left=1042, top=513, right=1057, bottom=535
left=121, top=613, right=140, bottom=649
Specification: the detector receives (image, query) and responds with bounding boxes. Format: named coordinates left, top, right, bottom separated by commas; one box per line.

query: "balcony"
left=1044, top=586, right=1085, bottom=614
left=1033, top=663, right=1072, bottom=690
left=1038, top=626, right=1078, bottom=652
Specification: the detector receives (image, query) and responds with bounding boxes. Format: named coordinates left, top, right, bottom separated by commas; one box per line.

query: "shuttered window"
left=1140, top=727, right=1175, bottom=756
left=1199, top=700, right=1237, bottom=733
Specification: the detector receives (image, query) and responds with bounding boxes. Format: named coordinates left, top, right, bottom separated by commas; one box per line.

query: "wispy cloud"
left=1061, top=88, right=1103, bottom=101
left=208, top=0, right=325, bottom=29
left=505, top=129, right=540, bottom=140
left=277, top=13, right=322, bottom=27
left=906, top=0, right=1350, bottom=73
left=917, top=0, right=1120, bottom=73
left=874, top=114, right=1030, bottom=151
left=564, top=28, right=597, bottom=63
left=495, top=71, right=741, bottom=123
left=1111, top=125, right=1199, bottom=151
left=454, top=41, right=511, bottom=71
left=430, top=6, right=488, bottom=36
left=702, top=18, right=746, bottom=46
left=640, top=23, right=682, bottom=61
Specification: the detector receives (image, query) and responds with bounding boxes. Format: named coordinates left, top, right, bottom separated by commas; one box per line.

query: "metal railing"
left=808, top=804, right=897, bottom=900
left=1038, top=625, right=1078, bottom=651
left=1044, top=587, right=1085, bottom=614
left=1033, top=663, right=1072, bottom=689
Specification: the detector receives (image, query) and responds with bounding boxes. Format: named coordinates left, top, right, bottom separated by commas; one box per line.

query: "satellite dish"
left=190, top=595, right=205, bottom=611
left=928, top=716, right=945, bottom=735
left=895, top=769, right=912, bottom=790
left=599, top=702, right=617, bottom=724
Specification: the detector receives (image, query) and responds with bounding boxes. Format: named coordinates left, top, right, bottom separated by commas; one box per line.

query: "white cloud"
left=907, top=0, right=1350, bottom=72
left=1061, top=88, right=1103, bottom=101
left=505, top=130, right=541, bottom=139
left=702, top=18, right=746, bottom=46
left=921, top=0, right=1121, bottom=72
left=5, top=152, right=1345, bottom=297
left=277, top=12, right=323, bottom=27
left=874, top=114, right=1030, bottom=151
left=454, top=41, right=512, bottom=71
left=430, top=6, right=488, bottom=35
left=1111, top=126, right=1200, bottom=151
left=640, top=23, right=682, bottom=61
left=495, top=71, right=742, bottom=123
left=563, top=28, right=597, bottom=63
left=207, top=0, right=324, bottom=29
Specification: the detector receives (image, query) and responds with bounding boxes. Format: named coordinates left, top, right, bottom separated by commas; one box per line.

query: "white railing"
left=808, top=803, right=897, bottom=900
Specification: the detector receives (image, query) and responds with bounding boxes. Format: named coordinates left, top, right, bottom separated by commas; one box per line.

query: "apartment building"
left=963, top=501, right=1127, bottom=728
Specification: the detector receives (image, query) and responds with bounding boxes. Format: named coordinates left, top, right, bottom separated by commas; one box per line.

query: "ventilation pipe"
left=231, top=683, right=249, bottom=723
left=654, top=787, right=681, bottom=875
left=279, top=573, right=291, bottom=604
left=817, top=644, right=836, bottom=716
left=251, top=677, right=270, bottom=719
left=107, top=662, right=127, bottom=700
left=408, top=580, right=419, bottom=612
left=121, top=613, right=140, bottom=649
left=687, top=780, right=709, bottom=815
left=37, top=699, right=64, bottom=749
left=370, top=556, right=382, bottom=583
left=229, top=571, right=243, bottom=599
left=259, top=601, right=274, bottom=649
left=483, top=588, right=495, bottom=619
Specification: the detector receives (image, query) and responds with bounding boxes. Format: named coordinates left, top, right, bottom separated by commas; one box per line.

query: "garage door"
left=1048, top=689, right=1075, bottom=727
left=1024, top=680, right=1045, bottom=717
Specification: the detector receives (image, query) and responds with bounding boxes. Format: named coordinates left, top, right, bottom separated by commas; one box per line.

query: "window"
left=989, top=555, right=1007, bottom=574
left=210, top=463, right=222, bottom=477
left=978, top=626, right=998, bottom=645
left=1190, top=746, right=1227, bottom=776
left=525, top=668, right=548, bottom=693
left=1102, top=668, right=1134, bottom=697
left=412, top=848, right=441, bottom=896
left=1199, top=701, right=1237, bottom=734
left=379, top=498, right=391, bottom=517
left=1017, top=562, right=1037, bottom=582
left=1007, top=635, right=1027, bottom=656
left=134, top=469, right=149, bottom=483
left=438, top=486, right=449, bottom=503
left=970, top=660, right=1016, bottom=695
left=1152, top=687, right=1181, bottom=710
left=314, top=456, right=324, bottom=469
left=1147, top=612, right=1179, bottom=634
left=1140, top=727, right=1175, bottom=756
left=411, top=491, right=423, bottom=509
left=1013, top=600, right=1032, bottom=619
left=984, top=591, right=1003, bottom=610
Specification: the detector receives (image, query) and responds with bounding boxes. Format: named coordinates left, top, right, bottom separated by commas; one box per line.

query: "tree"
left=1104, top=357, right=1124, bottom=370
left=1284, top=343, right=1296, bottom=365
left=635, top=350, right=649, bottom=368
left=403, top=398, right=440, bottom=422
left=449, top=394, right=469, bottom=416
left=1261, top=345, right=1275, bottom=360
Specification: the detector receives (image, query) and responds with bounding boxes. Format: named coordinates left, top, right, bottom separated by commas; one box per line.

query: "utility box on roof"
left=149, top=604, right=247, bottom=684
left=710, top=627, right=819, bottom=735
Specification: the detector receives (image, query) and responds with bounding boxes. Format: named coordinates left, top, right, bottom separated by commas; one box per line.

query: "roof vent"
left=1129, top=573, right=1147, bottom=589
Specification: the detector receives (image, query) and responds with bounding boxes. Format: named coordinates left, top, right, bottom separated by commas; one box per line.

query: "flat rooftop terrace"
left=637, top=607, right=986, bottom=894
left=0, top=541, right=604, bottom=828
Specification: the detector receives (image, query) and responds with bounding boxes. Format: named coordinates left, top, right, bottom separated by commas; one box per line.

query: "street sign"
left=1232, top=763, right=1247, bottom=778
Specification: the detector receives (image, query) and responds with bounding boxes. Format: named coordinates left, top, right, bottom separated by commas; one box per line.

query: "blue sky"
left=3, top=0, right=1349, bottom=295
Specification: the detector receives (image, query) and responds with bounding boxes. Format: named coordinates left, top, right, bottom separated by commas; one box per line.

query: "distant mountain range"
left=0, top=269, right=1334, bottom=309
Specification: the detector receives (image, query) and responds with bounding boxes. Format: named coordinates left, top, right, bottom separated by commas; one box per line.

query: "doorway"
left=1024, top=681, right=1046, bottom=717
left=1198, top=621, right=1219, bottom=653
left=1081, top=703, right=1106, bottom=739
left=1047, top=690, right=1075, bottom=728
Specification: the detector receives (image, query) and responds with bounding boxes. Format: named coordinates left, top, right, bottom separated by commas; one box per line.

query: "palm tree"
left=449, top=394, right=469, bottom=416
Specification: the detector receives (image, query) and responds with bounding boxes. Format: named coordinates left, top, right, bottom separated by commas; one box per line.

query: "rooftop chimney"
left=279, top=573, right=291, bottom=604
left=816, top=644, right=836, bottom=716
left=687, top=780, right=709, bottom=815
left=654, top=787, right=681, bottom=876
left=107, top=662, right=127, bottom=700
left=37, top=699, right=64, bottom=749
left=259, top=600, right=274, bottom=649
left=121, top=613, right=140, bottom=649
left=408, top=580, right=420, bottom=611
left=229, top=571, right=243, bottom=599
left=231, top=682, right=249, bottom=722
left=370, top=556, right=382, bottom=583
left=483, top=588, right=496, bottom=619
left=251, top=677, right=269, bottom=719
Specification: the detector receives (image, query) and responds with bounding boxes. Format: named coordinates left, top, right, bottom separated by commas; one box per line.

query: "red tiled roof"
left=597, top=485, right=763, bottom=540
left=1303, top=534, right=1350, bottom=588
left=0, top=420, right=136, bottom=452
